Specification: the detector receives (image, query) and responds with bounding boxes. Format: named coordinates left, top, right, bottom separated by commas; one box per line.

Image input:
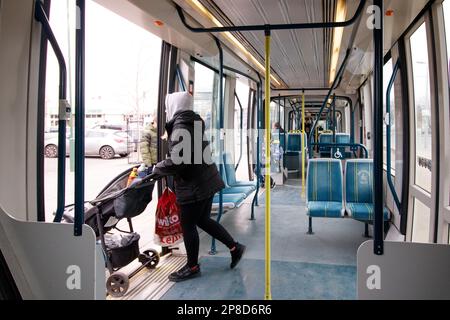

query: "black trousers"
left=179, top=196, right=236, bottom=267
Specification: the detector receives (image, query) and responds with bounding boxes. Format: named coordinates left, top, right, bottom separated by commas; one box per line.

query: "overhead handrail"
left=176, top=65, right=187, bottom=91
left=175, top=0, right=367, bottom=33
left=35, top=0, right=71, bottom=224
left=191, top=57, right=260, bottom=85
left=386, top=60, right=402, bottom=213
left=310, top=143, right=369, bottom=159
left=273, top=87, right=332, bottom=92
left=234, top=90, right=244, bottom=171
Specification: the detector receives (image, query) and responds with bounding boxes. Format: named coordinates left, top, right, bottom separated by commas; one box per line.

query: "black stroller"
left=62, top=166, right=160, bottom=297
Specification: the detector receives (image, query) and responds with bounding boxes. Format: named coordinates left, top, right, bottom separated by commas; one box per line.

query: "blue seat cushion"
left=346, top=203, right=390, bottom=221
left=222, top=186, right=254, bottom=197
left=230, top=181, right=256, bottom=190
left=307, top=201, right=344, bottom=218
left=213, top=193, right=246, bottom=205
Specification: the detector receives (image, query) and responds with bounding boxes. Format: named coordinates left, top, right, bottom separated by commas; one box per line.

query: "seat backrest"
left=223, top=153, right=237, bottom=186
left=336, top=133, right=351, bottom=145
left=318, top=133, right=333, bottom=152
left=307, top=159, right=343, bottom=202
left=319, top=133, right=333, bottom=144
left=345, top=159, right=373, bottom=203
left=286, top=133, right=307, bottom=152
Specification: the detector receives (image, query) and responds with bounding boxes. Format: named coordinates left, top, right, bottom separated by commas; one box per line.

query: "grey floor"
left=162, top=180, right=370, bottom=300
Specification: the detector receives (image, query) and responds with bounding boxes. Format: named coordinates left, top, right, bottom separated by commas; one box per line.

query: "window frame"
left=432, top=0, right=450, bottom=242
left=383, top=57, right=397, bottom=175
left=404, top=13, right=440, bottom=243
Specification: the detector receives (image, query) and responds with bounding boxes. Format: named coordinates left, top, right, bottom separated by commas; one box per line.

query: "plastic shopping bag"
left=154, top=188, right=183, bottom=247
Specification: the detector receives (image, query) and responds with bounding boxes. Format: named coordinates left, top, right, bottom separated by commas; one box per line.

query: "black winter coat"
left=152, top=110, right=225, bottom=205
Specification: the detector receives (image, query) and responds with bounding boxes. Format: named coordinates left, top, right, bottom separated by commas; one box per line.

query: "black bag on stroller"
left=62, top=166, right=160, bottom=297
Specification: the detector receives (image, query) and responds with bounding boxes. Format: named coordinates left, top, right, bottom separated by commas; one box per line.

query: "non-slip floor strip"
left=109, top=254, right=186, bottom=300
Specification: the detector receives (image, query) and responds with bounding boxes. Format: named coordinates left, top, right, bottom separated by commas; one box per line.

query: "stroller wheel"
left=106, top=272, right=129, bottom=298
left=139, top=249, right=160, bottom=269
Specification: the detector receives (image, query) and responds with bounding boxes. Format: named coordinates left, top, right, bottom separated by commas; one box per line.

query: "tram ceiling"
left=173, top=0, right=430, bottom=91
left=97, top=0, right=429, bottom=92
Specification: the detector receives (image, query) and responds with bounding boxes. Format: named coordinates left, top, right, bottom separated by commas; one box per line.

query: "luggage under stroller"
left=62, top=166, right=160, bottom=297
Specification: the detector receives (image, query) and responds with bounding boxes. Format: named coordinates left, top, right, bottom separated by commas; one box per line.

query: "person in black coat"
left=150, top=92, right=246, bottom=282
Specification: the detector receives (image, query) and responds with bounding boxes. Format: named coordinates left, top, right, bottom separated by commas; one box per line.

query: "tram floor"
left=161, top=181, right=370, bottom=300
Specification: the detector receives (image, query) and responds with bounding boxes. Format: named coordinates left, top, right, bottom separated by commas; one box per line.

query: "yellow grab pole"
left=301, top=91, right=306, bottom=198
left=264, top=30, right=272, bottom=301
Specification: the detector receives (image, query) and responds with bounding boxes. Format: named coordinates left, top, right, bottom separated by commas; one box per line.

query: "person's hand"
left=147, top=172, right=163, bottom=181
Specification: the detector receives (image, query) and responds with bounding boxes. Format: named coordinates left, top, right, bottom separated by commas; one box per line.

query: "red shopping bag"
left=154, top=188, right=183, bottom=247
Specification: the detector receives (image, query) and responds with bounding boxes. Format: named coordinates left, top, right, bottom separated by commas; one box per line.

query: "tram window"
left=410, top=23, right=432, bottom=194
left=383, top=59, right=396, bottom=173
left=193, top=62, right=216, bottom=149
left=43, top=0, right=162, bottom=223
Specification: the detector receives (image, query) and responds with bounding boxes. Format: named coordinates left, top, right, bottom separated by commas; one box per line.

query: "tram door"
left=404, top=17, right=437, bottom=243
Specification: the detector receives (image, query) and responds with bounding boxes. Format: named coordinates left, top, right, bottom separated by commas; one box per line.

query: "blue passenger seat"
left=217, top=163, right=252, bottom=197
left=318, top=133, right=333, bottom=158
left=212, top=193, right=246, bottom=210
left=306, top=159, right=345, bottom=234
left=223, top=153, right=256, bottom=191
left=345, top=159, right=390, bottom=222
left=285, top=133, right=307, bottom=176
left=334, top=133, right=352, bottom=159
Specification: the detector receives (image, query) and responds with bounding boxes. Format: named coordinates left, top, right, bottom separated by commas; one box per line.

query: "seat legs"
left=307, top=217, right=314, bottom=235
left=364, top=223, right=370, bottom=238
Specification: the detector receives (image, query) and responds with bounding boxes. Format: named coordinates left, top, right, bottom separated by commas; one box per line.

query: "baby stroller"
left=62, top=166, right=160, bottom=297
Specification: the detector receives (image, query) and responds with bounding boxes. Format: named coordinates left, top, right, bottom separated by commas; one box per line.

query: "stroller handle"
left=89, top=176, right=156, bottom=205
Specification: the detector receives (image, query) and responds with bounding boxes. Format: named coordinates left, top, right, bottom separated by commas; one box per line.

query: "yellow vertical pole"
left=264, top=29, right=272, bottom=301
left=301, top=91, right=306, bottom=198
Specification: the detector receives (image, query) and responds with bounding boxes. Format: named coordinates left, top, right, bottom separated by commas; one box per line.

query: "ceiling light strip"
left=186, top=0, right=282, bottom=86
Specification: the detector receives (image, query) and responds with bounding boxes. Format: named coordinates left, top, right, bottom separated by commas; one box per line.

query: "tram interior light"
left=329, top=0, right=347, bottom=85
left=185, top=0, right=282, bottom=87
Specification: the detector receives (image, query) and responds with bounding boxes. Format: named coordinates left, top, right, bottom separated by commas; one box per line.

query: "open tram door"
left=357, top=0, right=450, bottom=300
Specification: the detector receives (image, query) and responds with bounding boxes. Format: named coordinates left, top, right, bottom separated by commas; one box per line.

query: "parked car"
left=44, top=129, right=133, bottom=159
left=91, top=124, right=126, bottom=131
left=44, top=127, right=70, bottom=141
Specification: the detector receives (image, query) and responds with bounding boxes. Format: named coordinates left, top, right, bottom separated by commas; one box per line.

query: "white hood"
left=165, top=92, right=193, bottom=121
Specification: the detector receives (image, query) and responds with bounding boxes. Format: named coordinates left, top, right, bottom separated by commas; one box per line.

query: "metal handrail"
left=234, top=90, right=244, bottom=171
left=74, top=0, right=86, bottom=236
left=310, top=142, right=369, bottom=159
left=373, top=0, right=384, bottom=256
left=386, top=60, right=402, bottom=213
left=210, top=37, right=224, bottom=255
left=175, top=0, right=367, bottom=33
left=35, top=0, right=70, bottom=224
